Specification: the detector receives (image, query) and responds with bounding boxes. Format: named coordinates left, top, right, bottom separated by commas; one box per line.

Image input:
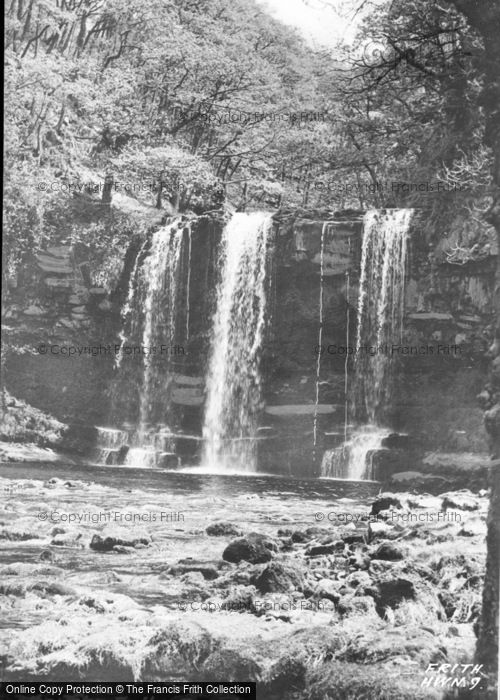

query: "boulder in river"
left=89, top=534, right=149, bottom=552
left=441, top=491, right=480, bottom=511
left=252, top=561, right=305, bottom=593
left=370, top=542, right=405, bottom=561
left=222, top=533, right=278, bottom=564
left=305, top=543, right=338, bottom=556
left=206, top=522, right=243, bottom=537
left=168, top=559, right=220, bottom=580
left=291, top=527, right=332, bottom=543
left=372, top=577, right=417, bottom=615
left=371, top=495, right=403, bottom=516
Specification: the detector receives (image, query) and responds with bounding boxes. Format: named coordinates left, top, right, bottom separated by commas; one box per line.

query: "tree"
left=445, top=3, right=500, bottom=694
left=337, top=1, right=499, bottom=694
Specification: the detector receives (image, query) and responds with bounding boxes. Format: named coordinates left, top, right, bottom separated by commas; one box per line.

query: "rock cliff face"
left=395, top=210, right=497, bottom=454
left=4, top=240, right=118, bottom=428
left=2, top=206, right=497, bottom=479
left=2, top=201, right=224, bottom=434
left=259, top=210, right=363, bottom=476
left=259, top=209, right=496, bottom=477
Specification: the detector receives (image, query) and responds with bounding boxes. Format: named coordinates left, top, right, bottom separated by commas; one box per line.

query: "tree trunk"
left=447, top=2, right=500, bottom=697
left=475, top=460, right=500, bottom=699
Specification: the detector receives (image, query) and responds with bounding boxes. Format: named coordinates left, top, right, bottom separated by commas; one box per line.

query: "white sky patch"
left=257, top=0, right=352, bottom=47
left=257, top=0, right=386, bottom=48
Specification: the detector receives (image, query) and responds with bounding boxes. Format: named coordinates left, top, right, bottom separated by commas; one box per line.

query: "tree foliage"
left=4, top=0, right=498, bottom=265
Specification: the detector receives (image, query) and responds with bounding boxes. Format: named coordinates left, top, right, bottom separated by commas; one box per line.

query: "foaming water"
left=94, top=427, right=129, bottom=465
left=321, top=426, right=388, bottom=480
left=107, top=220, right=188, bottom=469
left=313, top=222, right=328, bottom=461
left=0, top=461, right=380, bottom=498
left=134, top=223, right=184, bottom=440
left=115, top=240, right=148, bottom=370
left=352, top=209, right=412, bottom=424
left=202, top=212, right=273, bottom=472
left=125, top=447, right=161, bottom=469
left=0, top=455, right=380, bottom=639
left=322, top=209, right=412, bottom=480
left=176, top=464, right=276, bottom=477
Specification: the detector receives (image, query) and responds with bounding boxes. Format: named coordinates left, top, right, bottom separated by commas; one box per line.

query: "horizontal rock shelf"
left=172, top=374, right=203, bottom=386
left=407, top=312, right=454, bottom=321
left=265, top=404, right=340, bottom=416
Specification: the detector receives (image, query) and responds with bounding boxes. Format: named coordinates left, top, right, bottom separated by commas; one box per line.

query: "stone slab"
left=407, top=313, right=454, bottom=322
left=265, top=404, right=338, bottom=416
left=173, top=374, right=203, bottom=386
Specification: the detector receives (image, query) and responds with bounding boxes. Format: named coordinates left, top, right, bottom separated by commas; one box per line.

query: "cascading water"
left=321, top=428, right=387, bottom=480
left=313, top=222, right=328, bottom=462
left=94, top=427, right=130, bottom=465
left=202, top=212, right=273, bottom=472
left=185, top=226, right=192, bottom=345
left=96, top=218, right=188, bottom=468
left=126, top=220, right=185, bottom=467
left=115, top=239, right=147, bottom=370
left=353, top=209, right=412, bottom=423
left=322, top=209, right=413, bottom=480
left=135, top=223, right=184, bottom=439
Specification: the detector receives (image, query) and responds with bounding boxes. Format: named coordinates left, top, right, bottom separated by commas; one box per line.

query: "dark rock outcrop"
left=305, top=543, right=337, bottom=556
left=370, top=577, right=417, bottom=616
left=206, top=522, right=243, bottom=537
left=291, top=527, right=331, bottom=544
left=370, top=543, right=405, bottom=562
left=252, top=561, right=305, bottom=593
left=167, top=559, right=220, bottom=580
left=222, top=533, right=278, bottom=564
left=89, top=534, right=149, bottom=552
left=371, top=496, right=403, bottom=516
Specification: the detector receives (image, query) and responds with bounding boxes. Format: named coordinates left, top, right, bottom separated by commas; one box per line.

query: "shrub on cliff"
left=0, top=391, right=65, bottom=447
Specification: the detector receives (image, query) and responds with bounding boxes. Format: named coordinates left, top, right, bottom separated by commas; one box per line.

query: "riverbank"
left=0, top=466, right=488, bottom=698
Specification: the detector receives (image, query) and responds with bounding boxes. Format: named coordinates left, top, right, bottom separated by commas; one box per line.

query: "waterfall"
left=115, top=239, right=147, bottom=370
left=353, top=209, right=412, bottom=423
left=202, top=212, right=273, bottom=472
left=135, top=222, right=184, bottom=440
left=343, top=268, right=350, bottom=449
left=321, top=428, right=385, bottom=480
left=313, top=222, right=328, bottom=461
left=94, top=427, right=130, bottom=465
left=99, top=218, right=188, bottom=469
left=322, top=209, right=412, bottom=480
left=185, top=227, right=192, bottom=345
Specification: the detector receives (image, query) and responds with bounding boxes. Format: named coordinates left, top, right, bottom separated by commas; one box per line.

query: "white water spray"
left=185, top=226, right=192, bottom=345
left=135, top=222, right=184, bottom=441
left=115, top=239, right=147, bottom=369
left=352, top=209, right=412, bottom=423
left=322, top=209, right=412, bottom=480
left=202, top=212, right=273, bottom=472
left=313, top=222, right=328, bottom=459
